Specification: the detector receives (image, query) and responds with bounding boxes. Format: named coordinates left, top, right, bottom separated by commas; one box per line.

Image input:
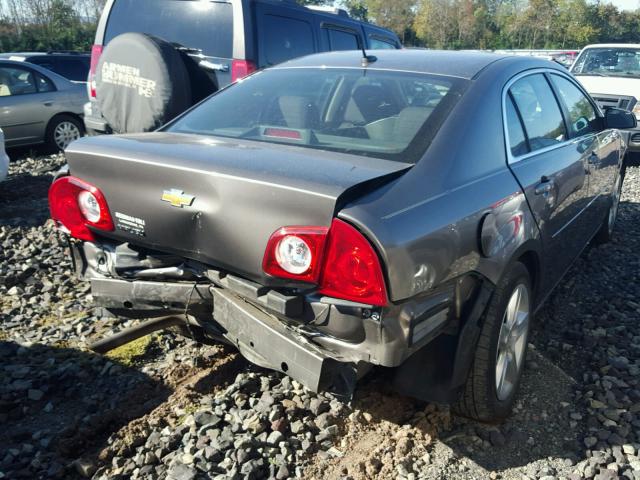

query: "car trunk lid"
left=65, top=132, right=411, bottom=286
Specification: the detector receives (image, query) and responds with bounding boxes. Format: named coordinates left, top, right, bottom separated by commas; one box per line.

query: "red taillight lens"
left=48, top=176, right=114, bottom=241
left=262, top=219, right=388, bottom=306
left=262, top=226, right=329, bottom=283
left=231, top=59, right=257, bottom=82
left=318, top=219, right=388, bottom=306
left=89, top=44, right=103, bottom=98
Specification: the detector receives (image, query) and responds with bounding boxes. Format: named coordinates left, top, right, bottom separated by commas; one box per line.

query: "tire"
left=594, top=172, right=623, bottom=245
left=95, top=33, right=215, bottom=134
left=45, top=114, right=84, bottom=151
left=453, top=262, right=532, bottom=422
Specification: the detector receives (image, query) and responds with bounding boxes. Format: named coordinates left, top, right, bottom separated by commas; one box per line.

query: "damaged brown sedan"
left=49, top=50, right=633, bottom=421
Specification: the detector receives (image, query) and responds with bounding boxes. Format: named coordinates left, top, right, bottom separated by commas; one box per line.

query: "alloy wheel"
left=495, top=283, right=530, bottom=401
left=53, top=121, right=81, bottom=150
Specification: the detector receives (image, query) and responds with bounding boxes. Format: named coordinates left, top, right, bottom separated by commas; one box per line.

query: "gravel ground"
left=0, top=152, right=639, bottom=480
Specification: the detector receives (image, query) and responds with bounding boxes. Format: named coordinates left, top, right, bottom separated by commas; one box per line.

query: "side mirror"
left=605, top=107, right=637, bottom=129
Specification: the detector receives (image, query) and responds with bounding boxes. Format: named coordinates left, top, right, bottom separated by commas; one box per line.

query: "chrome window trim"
left=502, top=68, right=602, bottom=165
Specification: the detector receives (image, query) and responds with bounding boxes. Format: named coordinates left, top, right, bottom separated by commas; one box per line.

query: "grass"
left=106, top=334, right=156, bottom=367
left=176, top=403, right=201, bottom=426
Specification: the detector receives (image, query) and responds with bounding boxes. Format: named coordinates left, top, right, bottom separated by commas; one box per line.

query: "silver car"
left=0, top=60, right=86, bottom=150
left=0, top=128, right=8, bottom=181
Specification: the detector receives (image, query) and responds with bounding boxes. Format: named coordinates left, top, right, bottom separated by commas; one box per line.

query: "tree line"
left=0, top=0, right=104, bottom=52
left=0, top=0, right=638, bottom=53
left=323, top=0, right=640, bottom=49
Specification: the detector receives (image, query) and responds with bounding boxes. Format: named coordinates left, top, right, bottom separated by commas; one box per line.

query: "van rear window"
left=104, top=0, right=233, bottom=59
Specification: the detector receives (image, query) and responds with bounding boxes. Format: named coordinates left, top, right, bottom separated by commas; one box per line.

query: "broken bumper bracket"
left=212, top=287, right=357, bottom=399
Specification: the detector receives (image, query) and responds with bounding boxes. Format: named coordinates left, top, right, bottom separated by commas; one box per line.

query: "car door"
left=0, top=64, right=57, bottom=146
left=548, top=73, right=621, bottom=223
left=505, top=71, right=592, bottom=293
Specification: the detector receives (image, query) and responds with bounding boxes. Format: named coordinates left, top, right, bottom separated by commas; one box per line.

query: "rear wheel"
left=454, top=262, right=532, bottom=422
left=46, top=114, right=83, bottom=151
left=594, top=173, right=622, bottom=244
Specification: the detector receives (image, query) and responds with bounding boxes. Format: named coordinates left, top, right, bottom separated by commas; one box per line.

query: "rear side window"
left=325, top=28, right=359, bottom=51
left=104, top=0, right=233, bottom=58
left=369, top=37, right=396, bottom=50
left=509, top=74, right=566, bottom=152
left=262, top=15, right=314, bottom=66
left=506, top=94, right=528, bottom=157
left=35, top=72, right=55, bottom=92
left=550, top=74, right=599, bottom=137
left=29, top=57, right=55, bottom=71
left=53, top=58, right=90, bottom=82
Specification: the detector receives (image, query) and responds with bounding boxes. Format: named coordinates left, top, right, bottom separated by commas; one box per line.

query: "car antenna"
left=361, top=44, right=377, bottom=67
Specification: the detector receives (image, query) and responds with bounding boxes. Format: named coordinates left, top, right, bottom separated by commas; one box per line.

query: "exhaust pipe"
left=89, top=316, right=186, bottom=354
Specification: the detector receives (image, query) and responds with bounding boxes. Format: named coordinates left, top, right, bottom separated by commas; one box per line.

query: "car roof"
left=581, top=44, right=640, bottom=49
left=274, top=49, right=558, bottom=80
left=0, top=52, right=89, bottom=59
left=0, top=52, right=42, bottom=60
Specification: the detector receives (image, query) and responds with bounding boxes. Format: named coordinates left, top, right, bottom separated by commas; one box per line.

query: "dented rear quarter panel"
left=340, top=59, right=543, bottom=302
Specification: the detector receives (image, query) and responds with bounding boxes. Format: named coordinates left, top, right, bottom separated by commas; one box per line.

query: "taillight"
left=262, top=226, right=329, bottom=283
left=318, top=219, right=388, bottom=306
left=231, top=59, right=257, bottom=82
left=262, top=219, right=388, bottom=306
left=49, top=176, right=114, bottom=241
left=89, top=44, right=103, bottom=98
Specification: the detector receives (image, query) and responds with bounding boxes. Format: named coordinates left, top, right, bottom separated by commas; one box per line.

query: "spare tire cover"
left=96, top=33, right=192, bottom=134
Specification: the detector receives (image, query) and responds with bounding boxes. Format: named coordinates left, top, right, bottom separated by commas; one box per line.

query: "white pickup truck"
left=571, top=43, right=640, bottom=154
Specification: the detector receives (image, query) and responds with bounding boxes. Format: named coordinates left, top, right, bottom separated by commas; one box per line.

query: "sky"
left=607, top=0, right=639, bottom=10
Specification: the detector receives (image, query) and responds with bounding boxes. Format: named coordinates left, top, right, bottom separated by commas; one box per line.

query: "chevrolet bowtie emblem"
left=161, top=189, right=195, bottom=208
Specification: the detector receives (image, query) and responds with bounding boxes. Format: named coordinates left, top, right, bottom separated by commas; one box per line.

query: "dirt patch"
left=305, top=376, right=451, bottom=479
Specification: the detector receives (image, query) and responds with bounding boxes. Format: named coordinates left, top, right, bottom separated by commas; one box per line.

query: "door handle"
left=534, top=177, right=554, bottom=195
left=43, top=101, right=53, bottom=107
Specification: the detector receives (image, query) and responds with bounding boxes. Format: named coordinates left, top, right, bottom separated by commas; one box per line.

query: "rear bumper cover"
left=83, top=101, right=109, bottom=133
left=73, top=240, right=491, bottom=401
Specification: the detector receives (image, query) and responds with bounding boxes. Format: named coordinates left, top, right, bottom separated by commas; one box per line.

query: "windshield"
left=572, top=47, right=640, bottom=78
left=166, top=68, right=468, bottom=163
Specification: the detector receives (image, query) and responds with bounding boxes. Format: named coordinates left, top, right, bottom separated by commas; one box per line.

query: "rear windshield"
left=572, top=47, right=640, bottom=79
left=166, top=68, right=467, bottom=163
left=105, top=0, right=233, bottom=58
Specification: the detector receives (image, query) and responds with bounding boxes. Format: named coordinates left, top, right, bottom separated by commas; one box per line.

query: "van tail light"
left=49, top=176, right=114, bottom=241
left=88, top=44, right=103, bottom=98
left=262, top=219, right=388, bottom=306
left=231, top=59, right=257, bottom=82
